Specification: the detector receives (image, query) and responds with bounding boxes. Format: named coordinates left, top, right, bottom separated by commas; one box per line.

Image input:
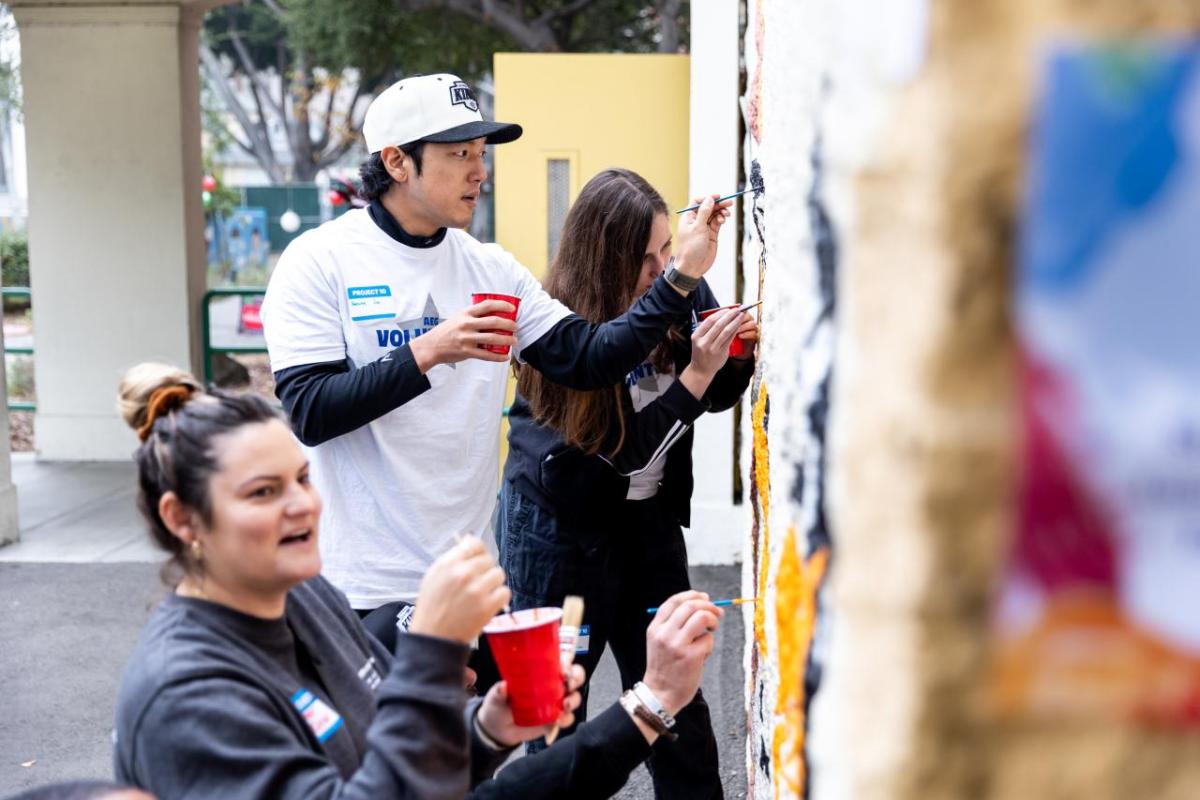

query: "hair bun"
left=117, top=363, right=202, bottom=440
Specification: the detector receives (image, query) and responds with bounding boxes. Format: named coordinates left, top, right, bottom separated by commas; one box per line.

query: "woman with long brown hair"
left=499, top=168, right=755, bottom=798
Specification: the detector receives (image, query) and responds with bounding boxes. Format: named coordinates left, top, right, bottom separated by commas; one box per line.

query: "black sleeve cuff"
left=579, top=703, right=654, bottom=770
left=649, top=274, right=696, bottom=315
left=466, top=698, right=517, bottom=785
left=383, top=632, right=471, bottom=704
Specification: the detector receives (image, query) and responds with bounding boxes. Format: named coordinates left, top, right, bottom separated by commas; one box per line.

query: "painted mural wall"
left=740, top=2, right=928, bottom=797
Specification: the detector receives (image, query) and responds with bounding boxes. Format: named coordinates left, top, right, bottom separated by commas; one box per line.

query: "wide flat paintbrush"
left=544, top=595, right=585, bottom=746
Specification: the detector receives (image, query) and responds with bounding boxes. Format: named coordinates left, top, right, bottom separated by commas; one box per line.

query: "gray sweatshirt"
left=113, top=576, right=652, bottom=799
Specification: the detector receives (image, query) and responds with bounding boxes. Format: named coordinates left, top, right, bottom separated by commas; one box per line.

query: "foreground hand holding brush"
left=462, top=590, right=728, bottom=799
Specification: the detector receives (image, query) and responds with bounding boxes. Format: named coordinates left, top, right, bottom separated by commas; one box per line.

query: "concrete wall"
left=12, top=1, right=212, bottom=460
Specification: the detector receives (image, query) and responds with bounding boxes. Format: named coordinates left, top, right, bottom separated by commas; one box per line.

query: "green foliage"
left=204, top=3, right=288, bottom=71
left=0, top=230, right=28, bottom=289
left=0, top=8, right=20, bottom=119
left=285, top=1, right=510, bottom=87
left=5, top=354, right=32, bottom=401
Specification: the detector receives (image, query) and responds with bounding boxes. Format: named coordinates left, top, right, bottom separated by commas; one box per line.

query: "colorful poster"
left=998, top=43, right=1200, bottom=725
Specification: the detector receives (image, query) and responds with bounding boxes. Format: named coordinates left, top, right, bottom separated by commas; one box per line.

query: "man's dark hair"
left=5, top=780, right=147, bottom=800
left=358, top=142, right=426, bottom=202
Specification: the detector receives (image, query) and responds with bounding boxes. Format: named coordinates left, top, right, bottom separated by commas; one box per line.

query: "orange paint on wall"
left=772, top=525, right=830, bottom=797
left=752, top=384, right=772, bottom=654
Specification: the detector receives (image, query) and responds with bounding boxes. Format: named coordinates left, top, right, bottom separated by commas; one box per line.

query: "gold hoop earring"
left=190, top=539, right=203, bottom=564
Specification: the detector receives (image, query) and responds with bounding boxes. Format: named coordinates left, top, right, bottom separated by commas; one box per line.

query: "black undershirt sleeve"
left=273, top=344, right=431, bottom=447
left=275, top=277, right=697, bottom=447
left=520, top=276, right=693, bottom=390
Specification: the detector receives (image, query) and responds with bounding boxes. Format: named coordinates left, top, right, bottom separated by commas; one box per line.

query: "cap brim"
left=418, top=120, right=523, bottom=145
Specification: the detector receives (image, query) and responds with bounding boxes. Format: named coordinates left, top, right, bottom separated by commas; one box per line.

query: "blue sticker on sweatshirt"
left=291, top=689, right=344, bottom=743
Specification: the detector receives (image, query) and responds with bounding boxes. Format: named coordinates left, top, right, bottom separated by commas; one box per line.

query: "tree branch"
left=404, top=0, right=561, bottom=51
left=227, top=26, right=285, bottom=119
left=535, top=0, right=596, bottom=27
left=313, top=74, right=340, bottom=153
left=655, top=0, right=681, bottom=53
left=200, top=43, right=283, bottom=182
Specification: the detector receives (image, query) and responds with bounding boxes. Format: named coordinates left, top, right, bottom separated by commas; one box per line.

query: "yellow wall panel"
left=492, top=53, right=691, bottom=473
left=493, top=52, right=691, bottom=280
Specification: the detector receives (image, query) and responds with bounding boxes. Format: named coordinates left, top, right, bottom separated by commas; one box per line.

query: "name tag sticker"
left=291, top=689, right=344, bottom=743
left=576, top=624, right=590, bottom=655
left=347, top=285, right=395, bottom=322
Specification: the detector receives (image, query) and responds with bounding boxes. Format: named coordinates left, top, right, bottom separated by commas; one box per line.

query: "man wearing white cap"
left=261, top=74, right=729, bottom=616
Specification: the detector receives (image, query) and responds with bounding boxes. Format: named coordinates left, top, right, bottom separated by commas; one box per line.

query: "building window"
left=547, top=158, right=570, bottom=265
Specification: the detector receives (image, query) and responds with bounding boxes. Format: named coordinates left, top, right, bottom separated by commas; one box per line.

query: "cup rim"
left=472, top=292, right=521, bottom=302
left=482, top=607, right=563, bottom=633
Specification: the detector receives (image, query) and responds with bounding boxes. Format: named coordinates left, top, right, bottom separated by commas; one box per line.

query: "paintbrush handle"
left=675, top=186, right=759, bottom=214
left=645, top=597, right=757, bottom=614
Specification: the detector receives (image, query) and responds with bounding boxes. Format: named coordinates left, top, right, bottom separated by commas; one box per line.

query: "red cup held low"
left=483, top=608, right=564, bottom=726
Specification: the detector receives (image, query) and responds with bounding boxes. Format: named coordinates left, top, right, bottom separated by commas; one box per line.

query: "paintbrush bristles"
left=546, top=595, right=586, bottom=746
left=561, top=595, right=584, bottom=629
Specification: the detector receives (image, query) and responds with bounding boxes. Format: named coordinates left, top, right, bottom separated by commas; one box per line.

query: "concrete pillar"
left=11, top=1, right=215, bottom=459
left=686, top=0, right=746, bottom=564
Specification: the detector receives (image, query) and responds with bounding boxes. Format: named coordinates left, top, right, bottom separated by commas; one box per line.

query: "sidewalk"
left=0, top=457, right=748, bottom=798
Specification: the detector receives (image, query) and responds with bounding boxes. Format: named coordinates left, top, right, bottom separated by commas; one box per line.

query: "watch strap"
left=663, top=257, right=700, bottom=292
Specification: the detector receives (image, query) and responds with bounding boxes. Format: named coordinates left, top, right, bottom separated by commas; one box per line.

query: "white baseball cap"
left=363, top=73, right=523, bottom=153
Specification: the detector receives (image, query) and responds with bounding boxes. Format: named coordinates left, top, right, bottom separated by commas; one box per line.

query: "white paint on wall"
left=736, top=0, right=929, bottom=796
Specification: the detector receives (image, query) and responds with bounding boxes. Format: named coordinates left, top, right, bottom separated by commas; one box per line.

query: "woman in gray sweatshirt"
left=110, top=364, right=724, bottom=799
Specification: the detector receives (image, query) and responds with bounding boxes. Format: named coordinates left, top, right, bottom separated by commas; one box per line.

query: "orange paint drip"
left=751, top=385, right=772, bottom=654
left=772, top=526, right=830, bottom=797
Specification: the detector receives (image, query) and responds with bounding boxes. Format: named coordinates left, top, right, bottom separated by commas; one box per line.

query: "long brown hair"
left=518, top=168, right=683, bottom=456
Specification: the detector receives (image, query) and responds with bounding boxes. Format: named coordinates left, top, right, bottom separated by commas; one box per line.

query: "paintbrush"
left=452, top=531, right=517, bottom=623
left=645, top=597, right=758, bottom=614
left=698, top=300, right=763, bottom=315
left=675, top=185, right=763, bottom=214
left=545, top=595, right=585, bottom=746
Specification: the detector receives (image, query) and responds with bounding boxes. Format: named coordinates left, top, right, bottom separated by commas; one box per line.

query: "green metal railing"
left=3, top=287, right=33, bottom=411
left=201, top=287, right=268, bottom=385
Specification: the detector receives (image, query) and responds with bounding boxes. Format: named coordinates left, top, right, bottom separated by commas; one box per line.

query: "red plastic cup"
left=699, top=305, right=748, bottom=358
left=471, top=292, right=520, bottom=354
left=483, top=608, right=564, bottom=726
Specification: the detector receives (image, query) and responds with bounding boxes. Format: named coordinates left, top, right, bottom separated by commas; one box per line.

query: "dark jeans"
left=497, top=481, right=723, bottom=800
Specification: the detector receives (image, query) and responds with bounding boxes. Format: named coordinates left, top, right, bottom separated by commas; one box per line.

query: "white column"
left=12, top=2, right=210, bottom=459
left=686, top=0, right=746, bottom=564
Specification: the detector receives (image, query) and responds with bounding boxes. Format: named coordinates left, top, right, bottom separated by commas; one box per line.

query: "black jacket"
left=114, top=576, right=652, bottom=799
left=504, top=280, right=753, bottom=528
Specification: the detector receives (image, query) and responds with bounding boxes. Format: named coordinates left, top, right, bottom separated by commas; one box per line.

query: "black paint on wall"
left=805, top=372, right=833, bottom=553
left=806, top=137, right=838, bottom=345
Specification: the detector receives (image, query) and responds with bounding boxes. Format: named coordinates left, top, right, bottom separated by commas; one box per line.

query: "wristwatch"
left=663, top=258, right=700, bottom=293
left=620, top=689, right=678, bottom=742
left=632, top=682, right=677, bottom=730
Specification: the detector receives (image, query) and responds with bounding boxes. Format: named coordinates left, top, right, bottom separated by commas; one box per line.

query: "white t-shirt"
left=261, top=209, right=569, bottom=607
left=624, top=360, right=677, bottom=500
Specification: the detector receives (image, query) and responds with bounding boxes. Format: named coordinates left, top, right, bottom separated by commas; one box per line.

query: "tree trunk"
left=657, top=0, right=681, bottom=53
